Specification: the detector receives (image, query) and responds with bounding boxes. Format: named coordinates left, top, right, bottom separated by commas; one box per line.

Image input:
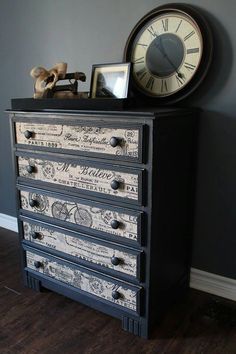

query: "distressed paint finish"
left=18, top=156, right=139, bottom=201
left=23, top=221, right=138, bottom=277
left=20, top=190, right=139, bottom=241
left=15, top=122, right=140, bottom=159
left=26, top=251, right=138, bottom=311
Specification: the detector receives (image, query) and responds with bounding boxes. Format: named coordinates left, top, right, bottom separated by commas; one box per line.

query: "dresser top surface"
left=7, top=107, right=198, bottom=119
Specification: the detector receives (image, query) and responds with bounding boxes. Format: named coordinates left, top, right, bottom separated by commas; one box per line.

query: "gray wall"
left=0, top=0, right=235, bottom=279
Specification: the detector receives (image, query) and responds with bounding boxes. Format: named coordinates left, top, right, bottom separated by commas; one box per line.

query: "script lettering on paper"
left=18, top=157, right=140, bottom=201
left=16, top=122, right=140, bottom=158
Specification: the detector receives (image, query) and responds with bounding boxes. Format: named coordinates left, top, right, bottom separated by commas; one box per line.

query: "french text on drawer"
left=18, top=157, right=139, bottom=201
left=16, top=122, right=140, bottom=158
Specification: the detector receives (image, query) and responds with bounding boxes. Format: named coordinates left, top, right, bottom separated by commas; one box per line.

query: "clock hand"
left=155, top=38, right=184, bottom=78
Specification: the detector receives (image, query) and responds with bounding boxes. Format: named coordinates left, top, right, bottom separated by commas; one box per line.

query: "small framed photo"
left=90, top=63, right=131, bottom=99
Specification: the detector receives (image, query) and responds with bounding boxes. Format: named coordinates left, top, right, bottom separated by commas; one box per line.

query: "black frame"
left=90, top=63, right=131, bottom=99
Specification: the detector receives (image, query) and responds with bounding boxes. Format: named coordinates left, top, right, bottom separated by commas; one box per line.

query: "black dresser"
left=9, top=106, right=197, bottom=338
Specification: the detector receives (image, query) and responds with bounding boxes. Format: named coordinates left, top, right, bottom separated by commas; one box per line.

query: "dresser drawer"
left=19, top=189, right=142, bottom=244
left=22, top=220, right=142, bottom=279
left=17, top=154, right=143, bottom=204
left=15, top=120, right=143, bottom=162
left=25, top=249, right=141, bottom=313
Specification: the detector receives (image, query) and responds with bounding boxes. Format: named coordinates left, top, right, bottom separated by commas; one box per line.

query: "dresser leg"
left=122, top=316, right=148, bottom=338
left=25, top=273, right=42, bottom=292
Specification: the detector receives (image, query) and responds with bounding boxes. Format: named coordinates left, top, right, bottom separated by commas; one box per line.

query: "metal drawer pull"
left=110, top=219, right=120, bottom=229
left=109, top=137, right=120, bottom=147
left=26, top=165, right=35, bottom=174
left=110, top=180, right=121, bottom=190
left=34, top=261, right=43, bottom=269
left=111, top=256, right=121, bottom=266
left=24, top=130, right=33, bottom=139
left=112, top=290, right=121, bottom=300
left=29, top=199, right=38, bottom=208
left=31, top=232, right=41, bottom=240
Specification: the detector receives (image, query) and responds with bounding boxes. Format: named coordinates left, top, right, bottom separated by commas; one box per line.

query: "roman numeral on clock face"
left=184, top=30, right=195, bottom=41
left=147, top=25, right=158, bottom=38
left=187, top=48, right=200, bottom=54
left=162, top=18, right=169, bottom=32
left=161, top=79, right=168, bottom=92
left=175, top=20, right=182, bottom=33
left=137, top=43, right=148, bottom=49
left=136, top=67, right=147, bottom=80
left=184, top=62, right=196, bottom=71
left=176, top=74, right=185, bottom=87
left=146, top=76, right=154, bottom=90
left=134, top=57, right=144, bottom=64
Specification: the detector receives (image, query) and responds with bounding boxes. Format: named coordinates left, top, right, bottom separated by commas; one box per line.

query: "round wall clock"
left=124, top=4, right=213, bottom=104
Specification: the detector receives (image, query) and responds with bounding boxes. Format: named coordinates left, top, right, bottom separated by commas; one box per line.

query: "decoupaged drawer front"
left=20, top=189, right=142, bottom=244
left=15, top=120, right=143, bottom=162
left=25, top=249, right=141, bottom=313
left=17, top=155, right=143, bottom=204
left=23, top=220, right=141, bottom=278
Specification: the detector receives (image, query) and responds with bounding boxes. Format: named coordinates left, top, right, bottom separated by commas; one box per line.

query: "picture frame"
left=90, top=63, right=131, bottom=99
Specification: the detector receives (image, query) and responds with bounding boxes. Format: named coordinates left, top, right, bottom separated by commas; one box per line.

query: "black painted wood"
left=8, top=105, right=198, bottom=338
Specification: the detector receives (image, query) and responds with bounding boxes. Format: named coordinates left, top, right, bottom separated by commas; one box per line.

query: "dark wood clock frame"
left=123, top=3, right=213, bottom=105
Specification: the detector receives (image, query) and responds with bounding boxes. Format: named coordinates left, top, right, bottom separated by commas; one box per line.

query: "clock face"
left=124, top=5, right=213, bottom=102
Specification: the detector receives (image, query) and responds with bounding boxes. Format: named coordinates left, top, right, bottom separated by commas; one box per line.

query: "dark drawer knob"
left=24, top=130, right=33, bottom=139
left=31, top=232, right=40, bottom=240
left=110, top=219, right=120, bottom=229
left=111, top=256, right=121, bottom=266
left=110, top=180, right=120, bottom=190
left=29, top=199, right=38, bottom=208
left=26, top=165, right=35, bottom=174
left=110, top=137, right=120, bottom=148
left=112, top=290, right=121, bottom=300
left=34, top=261, right=42, bottom=269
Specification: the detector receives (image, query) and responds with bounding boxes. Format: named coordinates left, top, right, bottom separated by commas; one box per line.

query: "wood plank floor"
left=0, top=227, right=236, bottom=354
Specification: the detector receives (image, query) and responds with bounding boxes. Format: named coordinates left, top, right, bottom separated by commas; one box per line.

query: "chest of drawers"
left=9, top=107, right=197, bottom=338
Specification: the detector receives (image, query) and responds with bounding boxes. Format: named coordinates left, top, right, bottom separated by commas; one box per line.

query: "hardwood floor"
left=0, top=227, right=236, bottom=354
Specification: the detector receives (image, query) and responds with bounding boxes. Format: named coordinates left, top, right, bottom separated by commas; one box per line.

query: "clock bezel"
left=123, top=3, right=213, bottom=104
